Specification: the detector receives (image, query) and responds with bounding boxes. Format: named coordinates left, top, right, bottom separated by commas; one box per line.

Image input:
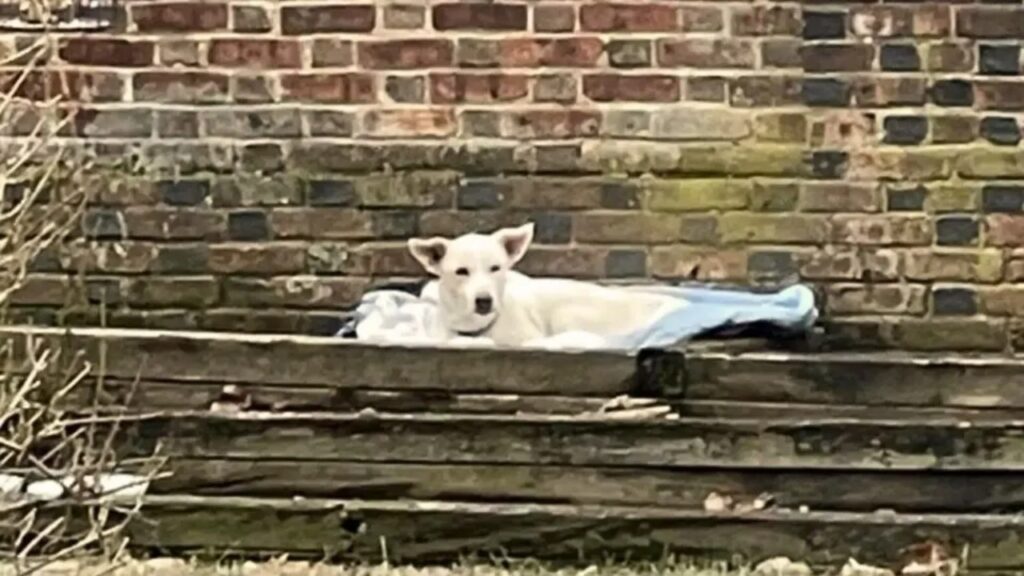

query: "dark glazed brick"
left=605, top=250, right=647, bottom=278
left=803, top=12, right=846, bottom=40
left=930, top=80, right=974, bottom=107
left=880, top=45, right=920, bottom=72
left=980, top=44, right=1021, bottom=75
left=159, top=180, right=208, bottom=206
left=457, top=181, right=504, bottom=209
left=533, top=213, right=573, bottom=244
left=309, top=180, right=356, bottom=206
left=803, top=78, right=850, bottom=107
left=228, top=210, right=270, bottom=240
left=600, top=183, right=640, bottom=209
left=748, top=251, right=799, bottom=281
left=936, top=217, right=979, bottom=246
left=933, top=288, right=978, bottom=316
left=983, top=185, right=1024, bottom=213
left=83, top=210, right=125, bottom=239
left=980, top=116, right=1021, bottom=145
left=887, top=186, right=927, bottom=211
left=883, top=116, right=928, bottom=145
left=810, top=151, right=848, bottom=179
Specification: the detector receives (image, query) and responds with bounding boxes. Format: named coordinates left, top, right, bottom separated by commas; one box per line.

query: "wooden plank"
left=154, top=459, right=1024, bottom=513
left=119, top=412, right=1024, bottom=470
left=67, top=379, right=613, bottom=415
left=103, top=496, right=1024, bottom=568
left=71, top=378, right=1024, bottom=420
left=0, top=326, right=641, bottom=396
left=678, top=351, right=1024, bottom=407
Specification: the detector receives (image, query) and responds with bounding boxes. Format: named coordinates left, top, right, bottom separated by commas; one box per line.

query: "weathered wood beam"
left=0, top=326, right=643, bottom=396
left=9, top=326, right=1024, bottom=406
left=119, top=411, right=1024, bottom=470
left=678, top=351, right=1024, bottom=406
left=154, top=459, right=1024, bottom=514
left=94, top=496, right=1024, bottom=568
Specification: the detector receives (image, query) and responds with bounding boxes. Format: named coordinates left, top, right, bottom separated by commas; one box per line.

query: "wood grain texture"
left=118, top=411, right=1024, bottom=470
left=0, top=326, right=641, bottom=395
left=154, top=459, right=1024, bottom=513
left=101, top=496, right=1024, bottom=568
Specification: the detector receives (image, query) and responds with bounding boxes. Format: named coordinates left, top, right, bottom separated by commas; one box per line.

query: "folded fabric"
left=336, top=281, right=818, bottom=351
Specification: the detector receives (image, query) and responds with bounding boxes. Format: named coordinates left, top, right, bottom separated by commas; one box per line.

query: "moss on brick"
left=646, top=179, right=752, bottom=212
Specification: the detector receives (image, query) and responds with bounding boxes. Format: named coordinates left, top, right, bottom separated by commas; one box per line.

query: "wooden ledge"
left=61, top=495, right=1024, bottom=568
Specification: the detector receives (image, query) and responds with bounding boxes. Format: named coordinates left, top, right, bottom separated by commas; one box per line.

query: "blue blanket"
left=337, top=281, right=818, bottom=351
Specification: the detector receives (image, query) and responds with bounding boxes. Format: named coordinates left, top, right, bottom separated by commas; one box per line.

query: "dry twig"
left=0, top=3, right=165, bottom=572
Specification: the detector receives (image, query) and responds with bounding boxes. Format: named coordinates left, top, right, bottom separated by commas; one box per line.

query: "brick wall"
left=4, top=0, right=1024, bottom=350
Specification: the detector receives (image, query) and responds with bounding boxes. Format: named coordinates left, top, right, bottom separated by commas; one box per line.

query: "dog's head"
left=407, top=223, right=534, bottom=333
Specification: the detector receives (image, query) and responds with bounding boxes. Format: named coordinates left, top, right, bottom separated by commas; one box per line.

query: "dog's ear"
left=493, top=223, right=534, bottom=264
left=407, top=237, right=449, bottom=275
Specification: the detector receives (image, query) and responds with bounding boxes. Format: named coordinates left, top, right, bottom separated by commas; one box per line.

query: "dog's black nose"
left=474, top=296, right=493, bottom=315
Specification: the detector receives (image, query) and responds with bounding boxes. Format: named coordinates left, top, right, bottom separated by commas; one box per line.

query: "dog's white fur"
left=407, top=223, right=689, bottom=350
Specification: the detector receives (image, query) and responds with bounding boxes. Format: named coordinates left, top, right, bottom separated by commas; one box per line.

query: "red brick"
left=981, top=287, right=1024, bottom=316
left=681, top=6, right=723, bottom=32
left=986, top=215, right=1024, bottom=246
left=851, top=5, right=950, bottom=38
left=59, top=38, right=153, bottom=67
left=312, top=39, right=353, bottom=68
left=384, top=5, right=425, bottom=29
left=358, top=40, right=453, bottom=70
left=281, top=5, right=376, bottom=34
left=730, top=76, right=801, bottom=107
left=826, top=284, right=927, bottom=316
left=801, top=44, right=875, bottom=72
left=269, top=209, right=373, bottom=239
left=499, top=38, right=603, bottom=67
left=976, top=81, right=1024, bottom=111
left=133, top=72, right=229, bottom=103
left=429, top=74, right=528, bottom=104
left=124, top=208, right=224, bottom=240
left=224, top=277, right=367, bottom=310
left=433, top=3, right=527, bottom=30
left=208, top=39, right=301, bottom=69
left=208, top=244, right=307, bottom=274
left=852, top=77, right=926, bottom=107
left=957, top=7, right=1024, bottom=38
left=281, top=74, right=375, bottom=103
left=580, top=4, right=678, bottom=32
left=926, top=43, right=974, bottom=72
left=658, top=39, right=756, bottom=69
left=361, top=110, right=457, bottom=138
left=131, top=2, right=227, bottom=32
left=651, top=247, right=748, bottom=281
left=5, top=70, right=123, bottom=102
left=584, top=74, right=680, bottom=102
left=520, top=247, right=607, bottom=279
left=731, top=5, right=800, bottom=36
left=503, top=110, right=601, bottom=139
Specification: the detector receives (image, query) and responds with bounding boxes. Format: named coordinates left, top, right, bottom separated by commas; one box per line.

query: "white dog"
left=407, top=223, right=689, bottom=350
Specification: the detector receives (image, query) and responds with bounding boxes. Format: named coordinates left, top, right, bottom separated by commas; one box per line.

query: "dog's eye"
left=455, top=267, right=469, bottom=277
left=489, top=265, right=500, bottom=273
